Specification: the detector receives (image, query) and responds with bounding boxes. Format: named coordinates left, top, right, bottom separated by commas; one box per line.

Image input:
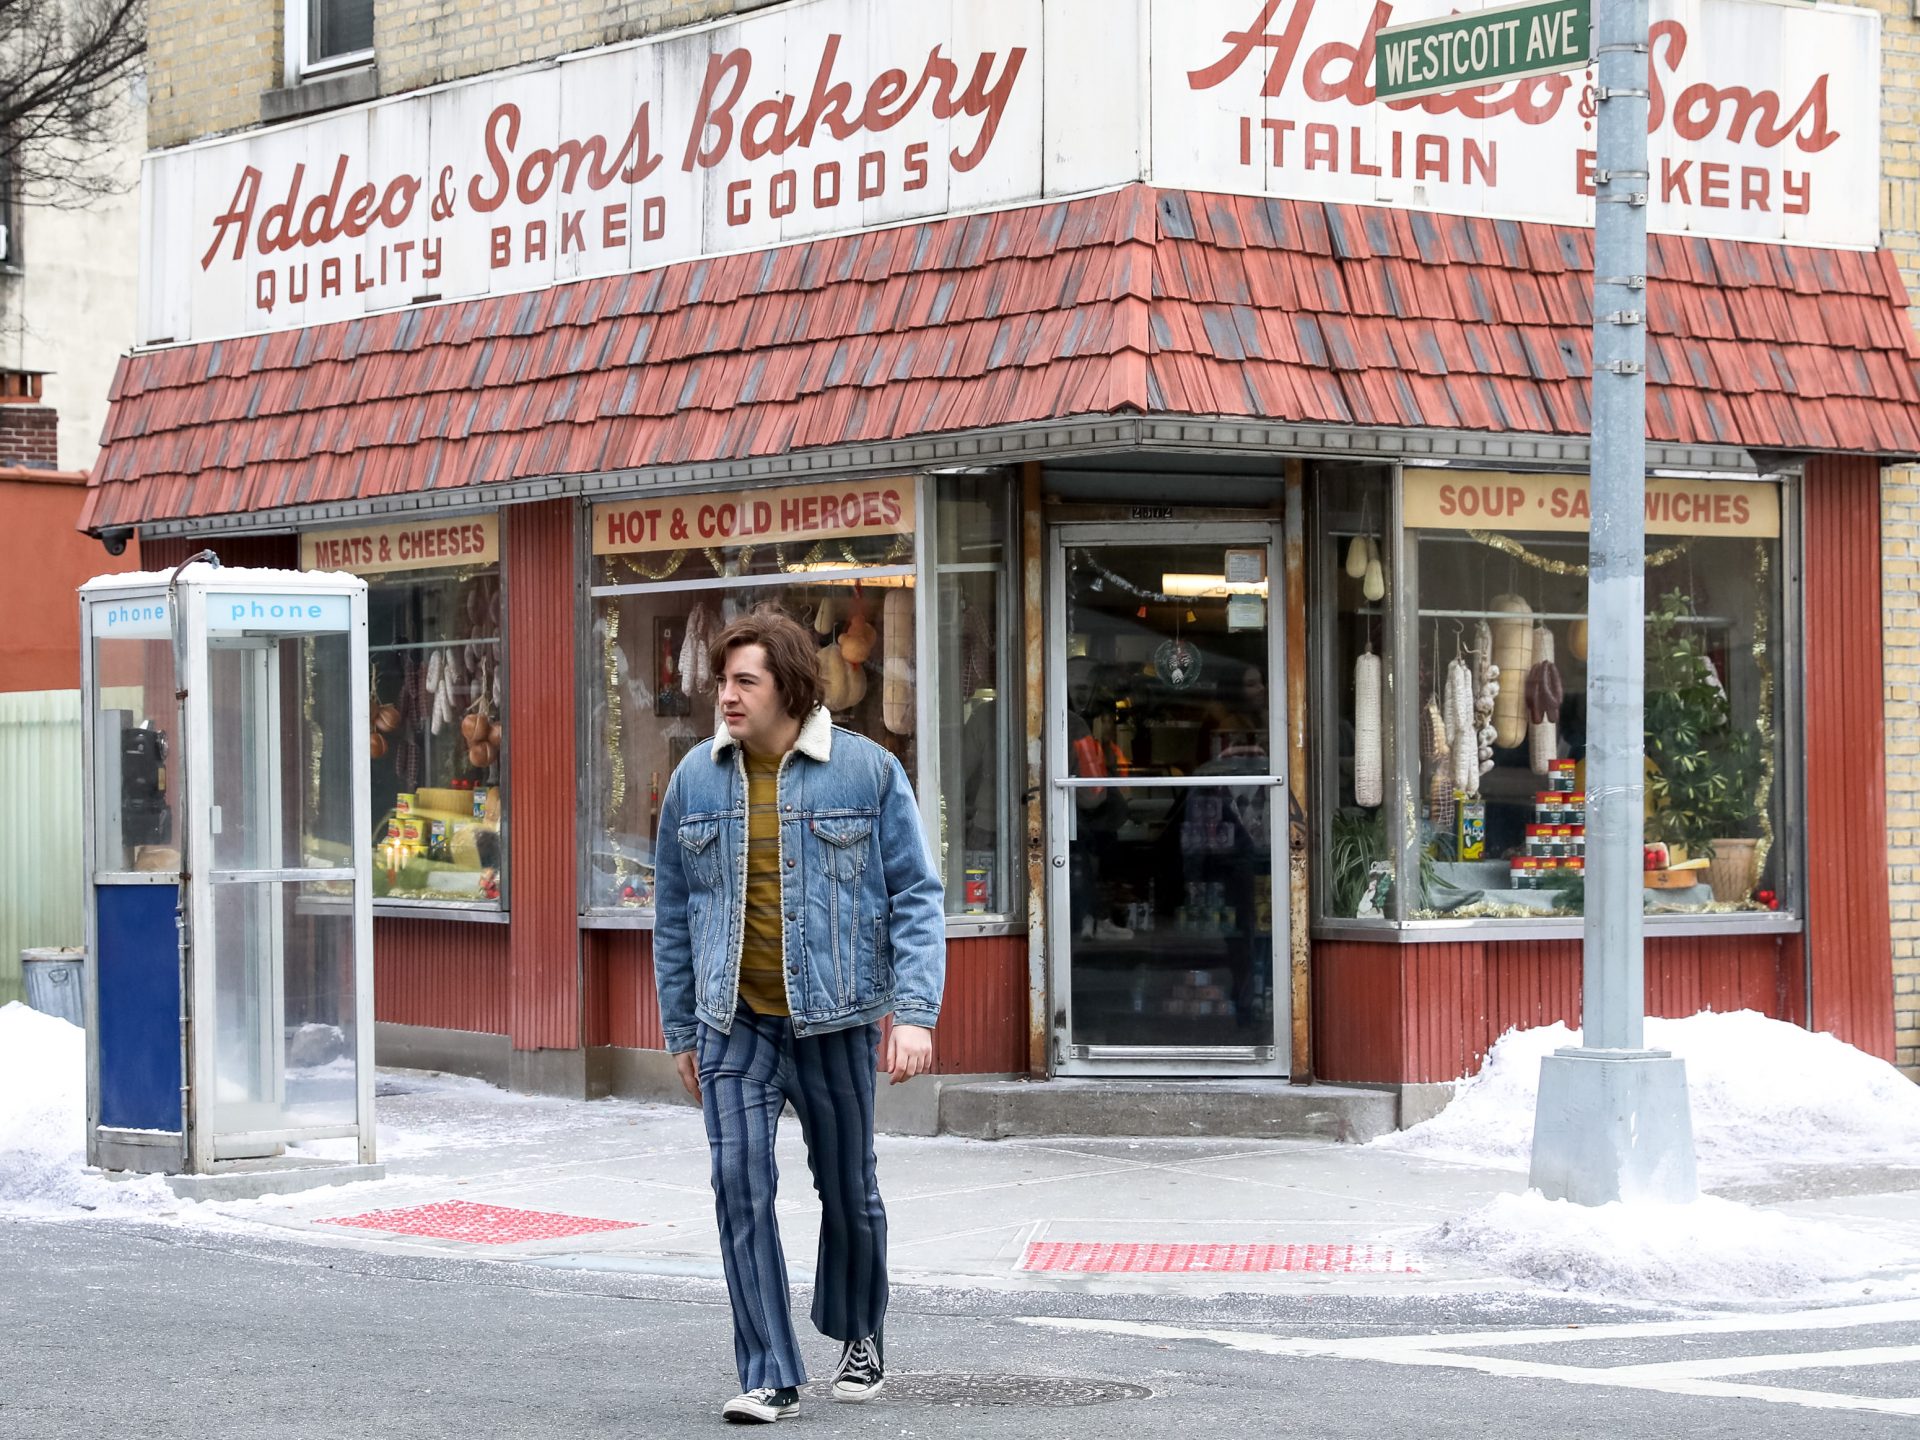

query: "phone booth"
left=80, top=563, right=378, bottom=1184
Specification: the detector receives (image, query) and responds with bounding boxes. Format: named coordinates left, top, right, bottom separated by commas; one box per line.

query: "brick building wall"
left=148, top=0, right=779, bottom=148
left=1879, top=0, right=1920, bottom=1078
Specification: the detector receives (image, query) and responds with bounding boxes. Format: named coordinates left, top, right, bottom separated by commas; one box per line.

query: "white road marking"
left=1016, top=1306, right=1920, bottom=1417
left=1610, top=1344, right=1920, bottom=1380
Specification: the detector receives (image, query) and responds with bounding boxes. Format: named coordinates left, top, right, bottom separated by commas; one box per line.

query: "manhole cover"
left=805, top=1373, right=1151, bottom=1408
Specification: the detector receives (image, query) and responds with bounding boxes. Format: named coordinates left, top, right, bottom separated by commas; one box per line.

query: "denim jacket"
left=653, top=705, right=946, bottom=1053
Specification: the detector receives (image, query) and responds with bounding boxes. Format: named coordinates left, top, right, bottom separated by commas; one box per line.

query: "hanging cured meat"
left=1526, top=627, right=1565, bottom=775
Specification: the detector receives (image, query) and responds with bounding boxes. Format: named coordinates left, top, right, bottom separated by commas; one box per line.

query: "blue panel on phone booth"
left=96, top=884, right=183, bottom=1133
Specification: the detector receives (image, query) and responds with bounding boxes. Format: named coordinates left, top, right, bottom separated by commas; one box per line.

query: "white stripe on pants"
left=697, top=1010, right=889, bottom=1390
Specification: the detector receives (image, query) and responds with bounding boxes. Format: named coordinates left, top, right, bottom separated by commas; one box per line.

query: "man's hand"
left=674, top=1050, right=701, bottom=1104
left=882, top=1024, right=934, bottom=1085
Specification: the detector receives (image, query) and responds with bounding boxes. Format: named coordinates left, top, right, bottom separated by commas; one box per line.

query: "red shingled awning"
left=83, top=183, right=1920, bottom=531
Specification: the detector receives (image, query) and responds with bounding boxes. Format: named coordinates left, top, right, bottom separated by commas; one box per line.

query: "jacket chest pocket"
left=677, top=819, right=725, bottom=888
left=809, top=815, right=873, bottom=883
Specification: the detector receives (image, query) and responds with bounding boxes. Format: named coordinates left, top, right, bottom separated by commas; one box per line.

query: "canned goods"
left=395, top=792, right=415, bottom=815
left=963, top=866, right=989, bottom=913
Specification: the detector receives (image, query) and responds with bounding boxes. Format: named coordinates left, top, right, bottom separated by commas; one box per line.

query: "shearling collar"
left=709, top=704, right=834, bottom=764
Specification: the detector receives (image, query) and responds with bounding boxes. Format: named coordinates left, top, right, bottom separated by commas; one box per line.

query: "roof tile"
left=82, top=186, right=1920, bottom=528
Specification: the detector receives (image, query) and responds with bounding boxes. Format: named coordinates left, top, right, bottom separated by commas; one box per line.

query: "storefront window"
left=301, top=518, right=505, bottom=909
left=1316, top=468, right=1792, bottom=929
left=931, top=475, right=1015, bottom=918
left=586, top=479, right=920, bottom=914
left=1314, top=467, right=1395, bottom=923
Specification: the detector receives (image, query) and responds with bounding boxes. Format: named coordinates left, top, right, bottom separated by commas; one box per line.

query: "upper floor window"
left=290, top=0, right=374, bottom=80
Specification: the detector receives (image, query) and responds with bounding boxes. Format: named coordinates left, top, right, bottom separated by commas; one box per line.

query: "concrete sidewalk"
left=190, top=1067, right=1920, bottom=1303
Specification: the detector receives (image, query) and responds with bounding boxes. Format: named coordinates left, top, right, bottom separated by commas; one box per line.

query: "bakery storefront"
left=91, top=0, right=1910, bottom=1111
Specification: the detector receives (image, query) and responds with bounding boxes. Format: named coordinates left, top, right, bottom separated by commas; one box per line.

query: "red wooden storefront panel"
left=1316, top=931, right=1802, bottom=1085
left=503, top=500, right=581, bottom=1052
left=1802, top=454, right=1896, bottom=1059
left=374, top=917, right=509, bottom=1034
left=584, top=929, right=1027, bottom=1073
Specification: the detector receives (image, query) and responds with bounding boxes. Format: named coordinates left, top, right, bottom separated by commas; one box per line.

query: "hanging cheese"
left=1489, top=594, right=1534, bottom=748
left=1362, top=556, right=1386, bottom=603
left=1569, top=618, right=1589, bottom=662
left=882, top=588, right=914, bottom=734
left=1354, top=647, right=1383, bottom=807
left=1345, top=535, right=1370, bottom=579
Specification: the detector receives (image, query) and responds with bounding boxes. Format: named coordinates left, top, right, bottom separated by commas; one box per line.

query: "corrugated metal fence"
left=0, top=690, right=86, bottom=1004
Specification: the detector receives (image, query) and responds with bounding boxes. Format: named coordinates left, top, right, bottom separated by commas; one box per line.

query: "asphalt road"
left=7, top=1218, right=1920, bottom=1438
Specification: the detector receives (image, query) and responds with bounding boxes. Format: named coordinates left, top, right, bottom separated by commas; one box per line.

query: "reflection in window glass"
left=934, top=477, right=1013, bottom=917
left=310, top=0, right=374, bottom=63
left=206, top=633, right=355, bottom=874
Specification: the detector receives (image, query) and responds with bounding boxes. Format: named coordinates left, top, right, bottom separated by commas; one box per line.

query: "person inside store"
left=653, top=606, right=946, bottom=1425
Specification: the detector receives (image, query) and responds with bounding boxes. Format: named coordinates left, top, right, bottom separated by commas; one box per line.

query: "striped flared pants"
left=696, top=1010, right=889, bottom=1390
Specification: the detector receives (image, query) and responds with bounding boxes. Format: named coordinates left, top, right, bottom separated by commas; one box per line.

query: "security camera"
left=98, top=526, right=133, bottom=557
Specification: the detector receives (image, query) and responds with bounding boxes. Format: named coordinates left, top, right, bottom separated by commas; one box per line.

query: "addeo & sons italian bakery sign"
left=140, top=0, right=1880, bottom=346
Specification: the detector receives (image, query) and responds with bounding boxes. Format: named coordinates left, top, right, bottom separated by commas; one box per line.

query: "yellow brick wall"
left=149, top=0, right=767, bottom=148
left=148, top=0, right=283, bottom=147
left=1879, top=0, right=1920, bottom=1078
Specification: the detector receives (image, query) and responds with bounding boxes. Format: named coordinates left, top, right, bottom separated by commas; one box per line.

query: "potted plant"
left=1642, top=591, right=1764, bottom=902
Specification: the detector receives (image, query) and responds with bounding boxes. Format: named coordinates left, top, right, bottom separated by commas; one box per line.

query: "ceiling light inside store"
left=1159, top=573, right=1268, bottom=598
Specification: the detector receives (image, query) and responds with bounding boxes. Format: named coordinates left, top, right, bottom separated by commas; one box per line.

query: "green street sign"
left=1374, top=0, right=1592, bottom=102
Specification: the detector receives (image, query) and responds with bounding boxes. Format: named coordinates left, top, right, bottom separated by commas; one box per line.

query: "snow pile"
left=1377, top=1010, right=1920, bottom=1173
left=0, top=1003, right=175, bottom=1218
left=1424, top=1191, right=1917, bottom=1303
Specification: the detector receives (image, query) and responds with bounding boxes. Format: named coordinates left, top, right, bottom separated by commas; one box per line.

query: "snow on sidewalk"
left=1383, top=1010, right=1920, bottom=1302
left=0, top=1003, right=173, bottom=1219
left=1376, top=1009, right=1920, bottom=1174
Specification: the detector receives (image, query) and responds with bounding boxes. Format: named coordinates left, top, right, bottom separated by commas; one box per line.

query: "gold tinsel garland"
left=1749, top=541, right=1776, bottom=891
left=602, top=604, right=632, bottom=890
left=305, top=638, right=322, bottom=817
left=1468, top=529, right=1694, bottom=575
left=614, top=532, right=914, bottom=586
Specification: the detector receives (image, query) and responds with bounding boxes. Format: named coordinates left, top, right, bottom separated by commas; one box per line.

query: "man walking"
left=654, top=605, right=945, bottom=1424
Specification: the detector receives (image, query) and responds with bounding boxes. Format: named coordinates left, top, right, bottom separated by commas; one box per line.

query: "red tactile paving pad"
left=318, top=1199, right=642, bottom=1246
left=1019, top=1242, right=1413, bottom=1275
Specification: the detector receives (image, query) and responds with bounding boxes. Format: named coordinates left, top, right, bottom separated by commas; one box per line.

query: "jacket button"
left=786, top=858, right=796, bottom=867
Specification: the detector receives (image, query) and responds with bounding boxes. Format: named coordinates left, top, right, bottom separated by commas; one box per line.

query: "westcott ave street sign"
left=1375, top=0, right=1592, bottom=101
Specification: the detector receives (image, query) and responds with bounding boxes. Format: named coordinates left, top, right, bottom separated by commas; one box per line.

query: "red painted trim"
left=1803, top=455, right=1897, bottom=1059
left=504, top=499, right=581, bottom=1051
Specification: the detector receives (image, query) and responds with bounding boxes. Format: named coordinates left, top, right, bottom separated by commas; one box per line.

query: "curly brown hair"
left=708, top=605, right=822, bottom=721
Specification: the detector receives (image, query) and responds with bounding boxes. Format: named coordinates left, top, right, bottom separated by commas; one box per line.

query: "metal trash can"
left=21, top=948, right=86, bottom=1028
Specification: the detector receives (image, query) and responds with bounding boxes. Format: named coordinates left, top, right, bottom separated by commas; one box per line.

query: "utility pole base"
left=1529, top=1048, right=1698, bottom=1205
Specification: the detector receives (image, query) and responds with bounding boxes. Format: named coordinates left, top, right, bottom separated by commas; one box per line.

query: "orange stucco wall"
left=0, top=474, right=139, bottom=693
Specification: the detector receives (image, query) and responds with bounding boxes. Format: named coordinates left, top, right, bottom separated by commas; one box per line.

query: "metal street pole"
left=1528, top=0, right=1698, bottom=1205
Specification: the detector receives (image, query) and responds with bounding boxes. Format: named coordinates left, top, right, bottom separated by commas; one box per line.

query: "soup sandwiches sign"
left=142, top=0, right=1879, bottom=346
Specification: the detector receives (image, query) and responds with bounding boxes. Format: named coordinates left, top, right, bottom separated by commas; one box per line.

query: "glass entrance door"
left=1048, top=524, right=1288, bottom=1074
